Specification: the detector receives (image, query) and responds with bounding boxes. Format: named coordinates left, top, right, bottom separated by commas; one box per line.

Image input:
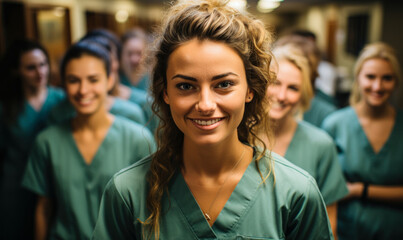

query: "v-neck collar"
left=67, top=118, right=116, bottom=167
left=170, top=147, right=266, bottom=238
left=351, top=107, right=399, bottom=156
left=25, top=88, right=51, bottom=114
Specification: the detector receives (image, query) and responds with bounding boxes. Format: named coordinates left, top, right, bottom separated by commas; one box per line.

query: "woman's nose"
left=195, top=87, right=216, bottom=115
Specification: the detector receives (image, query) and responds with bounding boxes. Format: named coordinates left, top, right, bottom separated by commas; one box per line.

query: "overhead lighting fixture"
left=115, top=10, right=129, bottom=23
left=257, top=0, right=283, bottom=13
left=228, top=0, right=247, bottom=12
left=53, top=7, right=65, bottom=17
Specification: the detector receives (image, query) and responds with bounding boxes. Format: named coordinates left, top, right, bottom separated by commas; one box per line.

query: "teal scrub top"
left=128, top=87, right=159, bottom=134
left=22, top=116, right=156, bottom=240
left=0, top=86, right=65, bottom=239
left=322, top=107, right=403, bottom=239
left=92, top=147, right=333, bottom=240
left=284, top=121, right=348, bottom=205
left=47, top=98, right=146, bottom=125
left=303, top=94, right=337, bottom=127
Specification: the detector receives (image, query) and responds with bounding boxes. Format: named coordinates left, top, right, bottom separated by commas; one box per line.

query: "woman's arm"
left=326, top=203, right=338, bottom=240
left=346, top=182, right=403, bottom=203
left=35, top=196, right=52, bottom=240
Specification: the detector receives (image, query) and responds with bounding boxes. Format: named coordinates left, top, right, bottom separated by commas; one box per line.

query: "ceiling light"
left=115, top=10, right=129, bottom=23
left=228, top=0, right=247, bottom=12
left=257, top=0, right=283, bottom=13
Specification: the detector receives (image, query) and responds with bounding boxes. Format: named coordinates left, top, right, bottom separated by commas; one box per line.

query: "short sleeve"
left=92, top=179, right=136, bottom=239
left=21, top=136, right=52, bottom=196
left=133, top=127, right=156, bottom=164
left=316, top=140, right=348, bottom=205
left=286, top=178, right=334, bottom=240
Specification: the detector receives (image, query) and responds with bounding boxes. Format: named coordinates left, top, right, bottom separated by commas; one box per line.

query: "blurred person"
left=261, top=43, right=348, bottom=237
left=322, top=42, right=403, bottom=239
left=83, top=29, right=158, bottom=134
left=276, top=33, right=337, bottom=127
left=292, top=29, right=339, bottom=106
left=119, top=28, right=150, bottom=91
left=47, top=37, right=146, bottom=126
left=92, top=0, right=333, bottom=239
left=0, top=39, right=65, bottom=240
left=22, top=40, right=156, bottom=240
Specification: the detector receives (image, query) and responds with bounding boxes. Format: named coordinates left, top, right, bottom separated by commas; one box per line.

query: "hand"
left=345, top=182, right=364, bottom=199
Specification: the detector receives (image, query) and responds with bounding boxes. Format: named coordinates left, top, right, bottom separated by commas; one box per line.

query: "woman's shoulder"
left=258, top=149, right=319, bottom=192
left=110, top=155, right=152, bottom=195
left=35, top=120, right=71, bottom=145
left=297, top=121, right=334, bottom=146
left=321, top=106, right=355, bottom=132
left=47, top=86, right=66, bottom=100
left=113, top=116, right=152, bottom=136
left=323, top=106, right=354, bottom=124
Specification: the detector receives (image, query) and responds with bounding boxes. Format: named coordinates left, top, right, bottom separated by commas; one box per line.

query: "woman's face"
left=267, top=60, right=302, bottom=121
left=358, top=58, right=396, bottom=107
left=64, top=55, right=113, bottom=116
left=164, top=39, right=253, bottom=147
left=19, top=49, right=49, bottom=89
left=121, top=38, right=145, bottom=74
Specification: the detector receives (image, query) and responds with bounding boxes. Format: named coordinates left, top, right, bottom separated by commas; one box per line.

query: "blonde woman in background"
left=322, top=42, right=403, bottom=239
left=260, top=43, right=347, bottom=238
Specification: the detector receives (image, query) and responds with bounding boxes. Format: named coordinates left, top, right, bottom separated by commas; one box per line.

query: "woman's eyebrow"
left=212, top=72, right=238, bottom=80
left=171, top=74, right=197, bottom=81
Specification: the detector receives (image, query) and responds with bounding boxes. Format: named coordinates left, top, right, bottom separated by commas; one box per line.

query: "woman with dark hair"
left=47, top=37, right=147, bottom=126
left=82, top=29, right=158, bottom=134
left=22, top=40, right=155, bottom=239
left=322, top=42, right=403, bottom=239
left=0, top=39, right=65, bottom=239
left=92, top=1, right=333, bottom=239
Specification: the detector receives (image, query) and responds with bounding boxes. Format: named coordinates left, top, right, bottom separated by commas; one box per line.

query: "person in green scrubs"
left=322, top=42, right=403, bottom=240
left=82, top=30, right=158, bottom=134
left=92, top=1, right=333, bottom=239
left=22, top=40, right=156, bottom=240
left=275, top=34, right=337, bottom=128
left=0, top=39, right=65, bottom=240
left=260, top=43, right=348, bottom=237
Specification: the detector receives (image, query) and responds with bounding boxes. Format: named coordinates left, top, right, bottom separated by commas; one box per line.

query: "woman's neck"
left=24, top=84, right=47, bottom=111
left=182, top=137, right=251, bottom=178
left=273, top=114, right=297, bottom=137
left=72, top=107, right=113, bottom=133
left=270, top=114, right=298, bottom=156
left=356, top=101, right=394, bottom=120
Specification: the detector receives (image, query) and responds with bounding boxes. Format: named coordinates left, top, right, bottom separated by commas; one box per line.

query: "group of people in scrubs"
left=0, top=0, right=402, bottom=239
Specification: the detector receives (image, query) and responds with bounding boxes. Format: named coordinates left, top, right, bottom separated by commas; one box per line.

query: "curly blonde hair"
left=145, top=0, right=276, bottom=238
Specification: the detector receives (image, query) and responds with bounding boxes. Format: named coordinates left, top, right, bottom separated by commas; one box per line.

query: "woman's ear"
left=163, top=89, right=170, bottom=105
left=245, top=88, right=254, bottom=103
left=107, top=74, right=115, bottom=91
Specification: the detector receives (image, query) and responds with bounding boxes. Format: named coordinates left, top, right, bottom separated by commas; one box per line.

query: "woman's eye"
left=383, top=75, right=394, bottom=81
left=365, top=74, right=376, bottom=80
left=176, top=83, right=194, bottom=90
left=216, top=81, right=234, bottom=89
left=289, top=86, right=299, bottom=92
left=89, top=78, right=99, bottom=83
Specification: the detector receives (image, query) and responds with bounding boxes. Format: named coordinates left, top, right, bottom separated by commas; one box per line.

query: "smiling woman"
left=322, top=42, right=403, bottom=239
left=92, top=0, right=333, bottom=239
left=21, top=40, right=156, bottom=240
